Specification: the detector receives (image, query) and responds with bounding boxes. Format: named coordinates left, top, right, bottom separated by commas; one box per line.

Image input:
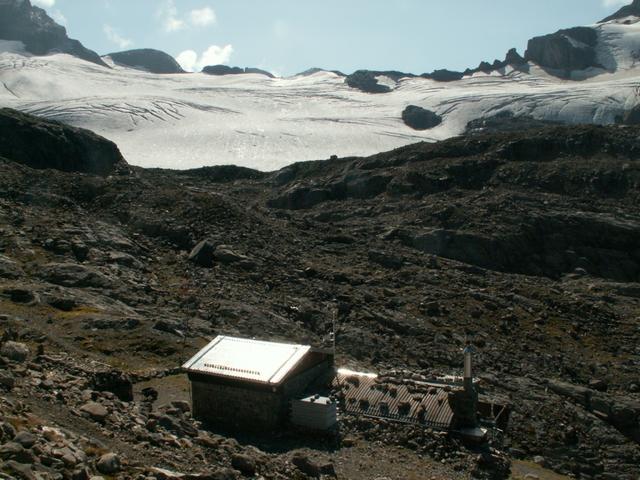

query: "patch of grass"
left=6, top=414, right=43, bottom=431
left=55, top=305, right=102, bottom=320
left=83, top=445, right=109, bottom=458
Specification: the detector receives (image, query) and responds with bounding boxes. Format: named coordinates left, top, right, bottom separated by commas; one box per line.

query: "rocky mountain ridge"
left=0, top=0, right=106, bottom=67
left=3, top=0, right=640, bottom=85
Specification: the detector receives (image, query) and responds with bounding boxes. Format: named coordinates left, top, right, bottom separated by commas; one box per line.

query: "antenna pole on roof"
left=332, top=301, right=337, bottom=355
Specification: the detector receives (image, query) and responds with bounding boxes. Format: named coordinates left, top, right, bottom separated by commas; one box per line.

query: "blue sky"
left=32, top=0, right=631, bottom=76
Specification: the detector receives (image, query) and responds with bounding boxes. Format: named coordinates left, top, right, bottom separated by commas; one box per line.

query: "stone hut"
left=182, top=336, right=334, bottom=430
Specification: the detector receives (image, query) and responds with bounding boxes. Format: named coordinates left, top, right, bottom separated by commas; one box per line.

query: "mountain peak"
left=106, top=49, right=184, bottom=74
left=0, top=0, right=107, bottom=67
left=600, top=0, right=640, bottom=23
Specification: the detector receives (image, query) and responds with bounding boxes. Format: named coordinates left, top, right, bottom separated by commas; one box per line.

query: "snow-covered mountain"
left=2, top=1, right=640, bottom=170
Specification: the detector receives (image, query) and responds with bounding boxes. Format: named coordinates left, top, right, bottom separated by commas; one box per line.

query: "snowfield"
left=2, top=17, right=640, bottom=171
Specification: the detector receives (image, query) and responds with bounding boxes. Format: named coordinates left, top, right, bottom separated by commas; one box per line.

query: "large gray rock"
left=213, top=246, right=251, bottom=265
left=231, top=453, right=256, bottom=476
left=0, top=0, right=107, bottom=66
left=0, top=341, right=29, bottom=362
left=107, top=49, right=185, bottom=74
left=80, top=402, right=109, bottom=422
left=96, top=452, right=121, bottom=475
left=0, top=108, right=129, bottom=176
left=13, top=431, right=36, bottom=449
left=188, top=239, right=217, bottom=268
left=0, top=255, right=22, bottom=279
left=525, top=27, right=601, bottom=78
left=402, top=105, right=442, bottom=130
left=41, top=263, right=114, bottom=288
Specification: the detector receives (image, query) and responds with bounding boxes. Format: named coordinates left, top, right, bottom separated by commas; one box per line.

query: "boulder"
left=0, top=0, right=107, bottom=66
left=13, top=431, right=36, bottom=449
left=547, top=380, right=592, bottom=408
left=231, top=453, right=256, bottom=476
left=41, top=263, right=114, bottom=288
left=291, top=454, right=321, bottom=477
left=402, top=105, right=443, bottom=130
left=96, top=453, right=121, bottom=475
left=107, top=49, right=185, bottom=74
left=91, top=370, right=133, bottom=401
left=79, top=402, right=109, bottom=422
left=0, top=422, right=16, bottom=443
left=0, top=255, right=22, bottom=279
left=213, top=246, right=249, bottom=265
left=4, top=288, right=37, bottom=304
left=0, top=441, right=37, bottom=463
left=0, top=341, right=29, bottom=362
left=0, top=108, right=129, bottom=176
left=188, top=239, right=217, bottom=267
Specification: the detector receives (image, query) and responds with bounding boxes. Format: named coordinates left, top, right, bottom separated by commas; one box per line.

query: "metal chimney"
left=463, top=342, right=475, bottom=392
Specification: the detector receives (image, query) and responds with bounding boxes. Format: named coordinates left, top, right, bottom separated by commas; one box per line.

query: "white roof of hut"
left=182, top=335, right=311, bottom=385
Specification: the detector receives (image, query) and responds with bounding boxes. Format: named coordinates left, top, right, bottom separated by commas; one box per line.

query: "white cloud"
left=602, top=0, right=630, bottom=8
left=190, top=7, right=216, bottom=27
left=103, top=24, right=133, bottom=50
left=157, top=0, right=185, bottom=32
left=158, top=2, right=219, bottom=32
left=51, top=10, right=67, bottom=26
left=176, top=50, right=198, bottom=72
left=176, top=44, right=233, bottom=72
left=31, top=0, right=55, bottom=8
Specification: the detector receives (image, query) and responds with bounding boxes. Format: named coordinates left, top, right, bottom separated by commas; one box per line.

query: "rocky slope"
left=0, top=108, right=129, bottom=176
left=600, top=0, right=640, bottom=23
left=0, top=0, right=106, bottom=67
left=0, top=112, right=639, bottom=479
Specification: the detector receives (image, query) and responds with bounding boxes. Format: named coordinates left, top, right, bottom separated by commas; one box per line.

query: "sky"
left=31, top=0, right=633, bottom=76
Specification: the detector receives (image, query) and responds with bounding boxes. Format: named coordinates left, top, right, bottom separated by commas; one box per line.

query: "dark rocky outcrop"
left=600, top=0, right=640, bottom=23
left=402, top=105, right=442, bottom=130
left=525, top=27, right=601, bottom=78
left=0, top=108, right=129, bottom=176
left=0, top=0, right=107, bottom=67
left=423, top=69, right=465, bottom=82
left=466, top=48, right=528, bottom=76
left=295, top=67, right=346, bottom=77
left=107, top=48, right=184, bottom=74
left=621, top=104, right=640, bottom=125
left=345, top=70, right=405, bottom=93
left=466, top=111, right=561, bottom=135
left=202, top=65, right=274, bottom=78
